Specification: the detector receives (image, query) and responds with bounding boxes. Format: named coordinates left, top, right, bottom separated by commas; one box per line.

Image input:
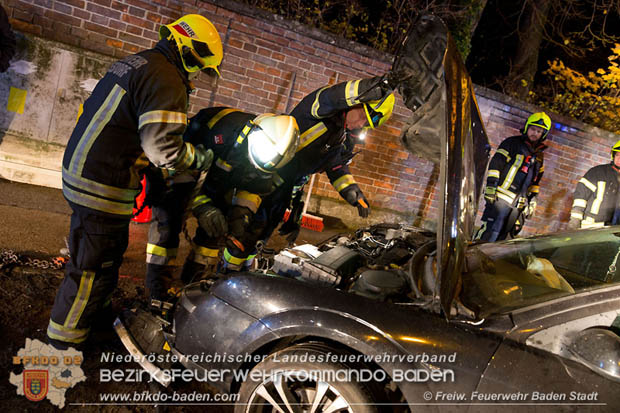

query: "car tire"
left=236, top=343, right=383, bottom=413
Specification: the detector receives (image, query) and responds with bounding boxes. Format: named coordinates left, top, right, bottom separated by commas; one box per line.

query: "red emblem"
left=24, top=370, right=48, bottom=402
left=214, top=134, right=224, bottom=145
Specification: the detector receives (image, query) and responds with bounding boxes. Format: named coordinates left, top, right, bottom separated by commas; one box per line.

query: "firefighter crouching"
left=475, top=112, right=551, bottom=242
left=145, top=108, right=299, bottom=306
left=47, top=15, right=223, bottom=350
left=253, top=76, right=397, bottom=247
left=569, top=141, right=620, bottom=229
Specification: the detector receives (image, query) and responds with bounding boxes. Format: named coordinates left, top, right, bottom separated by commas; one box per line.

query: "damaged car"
left=115, top=15, right=620, bottom=412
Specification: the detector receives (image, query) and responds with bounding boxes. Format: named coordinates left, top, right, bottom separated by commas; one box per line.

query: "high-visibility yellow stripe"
left=345, top=79, right=361, bottom=106
left=47, top=320, right=89, bottom=343
left=500, top=154, right=523, bottom=191
left=582, top=217, right=605, bottom=228
left=590, top=181, right=606, bottom=215
left=70, top=84, right=126, bottom=175
left=138, top=110, right=187, bottom=129
left=571, top=212, right=584, bottom=220
left=572, top=199, right=587, bottom=208
left=579, top=177, right=596, bottom=192
left=529, top=185, right=540, bottom=194
left=65, top=270, right=95, bottom=329
left=194, top=245, right=219, bottom=257
left=146, top=243, right=178, bottom=257
left=175, top=141, right=195, bottom=171
left=497, top=192, right=515, bottom=204
left=496, top=148, right=510, bottom=161
left=311, top=86, right=329, bottom=118
left=224, top=248, right=246, bottom=265
left=298, top=122, right=327, bottom=150
left=191, top=195, right=211, bottom=210
left=63, top=167, right=140, bottom=202
left=207, top=108, right=240, bottom=129
left=333, top=174, right=356, bottom=192
left=233, top=190, right=262, bottom=212
left=215, top=158, right=232, bottom=172
left=62, top=185, right=134, bottom=215
left=487, top=170, right=500, bottom=179
left=237, top=125, right=252, bottom=144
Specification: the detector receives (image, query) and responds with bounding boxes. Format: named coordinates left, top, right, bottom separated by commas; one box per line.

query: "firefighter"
left=569, top=141, right=620, bottom=229
left=47, top=14, right=223, bottom=349
left=145, top=107, right=299, bottom=303
left=250, top=76, right=396, bottom=248
left=0, top=5, right=16, bottom=73
left=474, top=112, right=551, bottom=242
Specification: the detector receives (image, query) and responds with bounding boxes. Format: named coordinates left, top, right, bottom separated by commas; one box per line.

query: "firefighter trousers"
left=475, top=198, right=515, bottom=242
left=47, top=204, right=129, bottom=347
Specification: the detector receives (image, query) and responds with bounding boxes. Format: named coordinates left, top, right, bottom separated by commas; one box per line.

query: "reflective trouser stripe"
left=233, top=191, right=262, bottom=213
left=191, top=244, right=219, bottom=265
left=47, top=319, right=90, bottom=344
left=333, top=174, right=356, bottom=192
left=146, top=243, right=178, bottom=265
left=64, top=270, right=95, bottom=329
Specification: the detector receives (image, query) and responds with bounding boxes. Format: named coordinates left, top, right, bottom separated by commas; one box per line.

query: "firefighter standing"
left=145, top=107, right=299, bottom=302
left=47, top=15, right=223, bottom=349
left=569, top=141, right=620, bottom=229
left=475, top=112, right=551, bottom=242
left=255, top=76, right=396, bottom=247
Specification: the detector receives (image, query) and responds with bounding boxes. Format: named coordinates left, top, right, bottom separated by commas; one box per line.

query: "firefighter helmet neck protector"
left=522, top=112, right=551, bottom=142
left=159, top=14, right=223, bottom=76
left=248, top=114, right=300, bottom=173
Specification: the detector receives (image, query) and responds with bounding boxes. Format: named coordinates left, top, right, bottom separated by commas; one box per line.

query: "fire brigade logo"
left=214, top=134, right=224, bottom=144
left=174, top=22, right=196, bottom=38
left=23, top=370, right=48, bottom=402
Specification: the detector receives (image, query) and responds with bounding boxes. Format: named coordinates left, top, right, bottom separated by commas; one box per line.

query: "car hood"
left=396, top=15, right=490, bottom=316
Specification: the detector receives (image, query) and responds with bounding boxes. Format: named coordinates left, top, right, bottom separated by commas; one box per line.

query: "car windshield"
left=460, top=228, right=620, bottom=317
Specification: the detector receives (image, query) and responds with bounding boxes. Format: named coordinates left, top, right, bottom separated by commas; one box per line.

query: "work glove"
left=568, top=218, right=581, bottom=230
left=524, top=199, right=537, bottom=219
left=516, top=196, right=527, bottom=210
left=484, top=186, right=497, bottom=204
left=339, top=184, right=370, bottom=218
left=192, top=144, right=214, bottom=171
left=228, top=206, right=253, bottom=239
left=279, top=218, right=301, bottom=245
left=194, top=203, right=227, bottom=238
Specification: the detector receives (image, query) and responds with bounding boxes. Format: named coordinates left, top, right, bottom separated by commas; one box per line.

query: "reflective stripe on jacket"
left=62, top=40, right=194, bottom=216
left=571, top=163, right=620, bottom=227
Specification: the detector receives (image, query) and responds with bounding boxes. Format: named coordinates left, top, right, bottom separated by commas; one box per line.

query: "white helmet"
left=247, top=114, right=299, bottom=173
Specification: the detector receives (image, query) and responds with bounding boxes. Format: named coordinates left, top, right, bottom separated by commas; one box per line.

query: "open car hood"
left=394, top=15, right=490, bottom=316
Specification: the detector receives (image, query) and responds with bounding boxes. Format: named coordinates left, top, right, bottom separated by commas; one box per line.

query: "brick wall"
left=2, top=0, right=619, bottom=233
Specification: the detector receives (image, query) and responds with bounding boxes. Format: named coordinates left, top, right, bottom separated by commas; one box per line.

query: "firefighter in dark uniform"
left=47, top=15, right=223, bottom=349
left=243, top=76, right=396, bottom=256
left=145, top=108, right=299, bottom=300
left=569, top=141, right=620, bottom=229
left=475, top=112, right=551, bottom=242
left=0, top=5, right=16, bottom=73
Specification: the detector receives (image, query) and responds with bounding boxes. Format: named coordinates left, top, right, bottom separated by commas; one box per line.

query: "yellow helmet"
left=363, top=93, right=395, bottom=129
left=611, top=140, right=620, bottom=161
left=522, top=112, right=552, bottom=141
left=159, top=14, right=223, bottom=76
left=248, top=114, right=300, bottom=173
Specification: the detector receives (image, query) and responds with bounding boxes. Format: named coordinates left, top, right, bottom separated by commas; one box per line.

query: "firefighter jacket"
left=275, top=76, right=387, bottom=200
left=486, top=135, right=546, bottom=206
left=183, top=107, right=279, bottom=214
left=62, top=39, right=198, bottom=217
left=571, top=163, right=620, bottom=228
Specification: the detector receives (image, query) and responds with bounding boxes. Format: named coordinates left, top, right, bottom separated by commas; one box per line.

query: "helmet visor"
left=183, top=44, right=220, bottom=75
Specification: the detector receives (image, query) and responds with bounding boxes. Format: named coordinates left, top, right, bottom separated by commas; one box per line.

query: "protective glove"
left=484, top=186, right=497, bottom=204
left=228, top=206, right=253, bottom=238
left=192, top=144, right=214, bottom=171
left=524, top=199, right=537, bottom=219
left=568, top=217, right=581, bottom=229
left=516, top=196, right=527, bottom=210
left=279, top=218, right=301, bottom=244
left=339, top=184, right=370, bottom=218
left=194, top=203, right=227, bottom=238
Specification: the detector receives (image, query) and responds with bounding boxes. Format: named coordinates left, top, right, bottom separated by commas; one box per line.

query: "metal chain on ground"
left=0, top=249, right=66, bottom=270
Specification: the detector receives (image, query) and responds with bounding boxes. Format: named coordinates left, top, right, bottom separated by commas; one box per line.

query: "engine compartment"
left=262, top=223, right=438, bottom=302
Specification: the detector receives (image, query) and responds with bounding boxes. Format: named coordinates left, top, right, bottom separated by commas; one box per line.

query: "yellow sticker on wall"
left=7, top=87, right=27, bottom=114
